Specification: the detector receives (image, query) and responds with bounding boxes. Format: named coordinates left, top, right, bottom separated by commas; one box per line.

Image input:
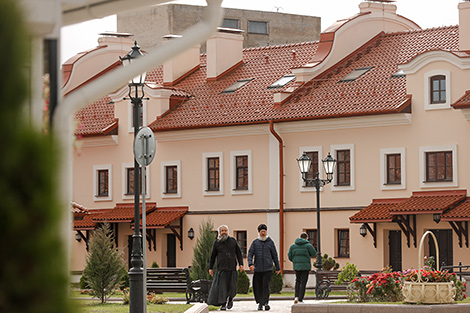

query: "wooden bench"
left=314, top=270, right=361, bottom=299
left=146, top=267, right=190, bottom=294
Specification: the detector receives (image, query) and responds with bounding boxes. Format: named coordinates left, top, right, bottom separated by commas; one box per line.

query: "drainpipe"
left=53, top=0, right=223, bottom=262
left=269, top=120, right=284, bottom=274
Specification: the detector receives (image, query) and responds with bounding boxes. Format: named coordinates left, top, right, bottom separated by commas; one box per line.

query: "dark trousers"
left=253, top=271, right=273, bottom=305
left=294, top=270, right=310, bottom=301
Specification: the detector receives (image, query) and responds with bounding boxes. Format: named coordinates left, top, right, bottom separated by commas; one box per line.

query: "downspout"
left=53, top=0, right=223, bottom=261
left=269, top=120, right=284, bottom=274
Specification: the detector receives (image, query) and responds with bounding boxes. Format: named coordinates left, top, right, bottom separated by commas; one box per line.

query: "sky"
left=60, top=0, right=462, bottom=63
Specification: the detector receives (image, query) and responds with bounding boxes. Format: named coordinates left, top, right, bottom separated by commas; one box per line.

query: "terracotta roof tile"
left=93, top=202, right=157, bottom=222
left=71, top=201, right=88, bottom=215
left=146, top=207, right=188, bottom=229
left=390, top=190, right=466, bottom=215
left=75, top=96, right=116, bottom=137
left=441, top=198, right=470, bottom=221
left=73, top=208, right=111, bottom=230
left=452, top=90, right=470, bottom=109
left=350, top=198, right=407, bottom=223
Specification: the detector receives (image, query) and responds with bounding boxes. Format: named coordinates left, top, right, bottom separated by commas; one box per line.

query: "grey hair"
left=218, top=225, right=229, bottom=234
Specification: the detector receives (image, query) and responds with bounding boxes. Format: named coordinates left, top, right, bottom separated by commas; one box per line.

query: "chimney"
left=459, top=1, right=470, bottom=51
left=359, top=1, right=397, bottom=14
left=206, top=28, right=243, bottom=81
left=163, top=35, right=200, bottom=87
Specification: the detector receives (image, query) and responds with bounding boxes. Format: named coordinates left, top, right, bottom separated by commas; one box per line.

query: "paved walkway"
left=170, top=298, right=337, bottom=312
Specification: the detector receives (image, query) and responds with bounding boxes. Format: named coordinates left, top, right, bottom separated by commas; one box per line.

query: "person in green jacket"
left=287, top=232, right=317, bottom=303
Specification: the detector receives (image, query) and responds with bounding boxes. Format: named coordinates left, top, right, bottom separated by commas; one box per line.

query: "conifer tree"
left=190, top=218, right=217, bottom=281
left=0, top=1, right=74, bottom=312
left=83, top=222, right=126, bottom=303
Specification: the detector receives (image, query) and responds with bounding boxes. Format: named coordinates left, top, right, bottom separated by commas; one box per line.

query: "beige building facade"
left=68, top=1, right=470, bottom=285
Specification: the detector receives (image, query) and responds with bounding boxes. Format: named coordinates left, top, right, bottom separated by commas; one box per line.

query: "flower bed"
left=345, top=267, right=466, bottom=304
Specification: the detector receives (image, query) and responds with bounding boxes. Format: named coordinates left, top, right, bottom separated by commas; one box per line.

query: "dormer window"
left=268, top=75, right=296, bottom=89
left=222, top=78, right=253, bottom=93
left=430, top=75, right=446, bottom=104
left=339, top=67, right=373, bottom=82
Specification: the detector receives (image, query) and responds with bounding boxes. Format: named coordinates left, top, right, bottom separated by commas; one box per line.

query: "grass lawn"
left=75, top=300, right=191, bottom=313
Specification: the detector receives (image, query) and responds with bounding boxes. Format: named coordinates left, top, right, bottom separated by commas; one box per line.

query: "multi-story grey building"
left=117, top=3, right=321, bottom=52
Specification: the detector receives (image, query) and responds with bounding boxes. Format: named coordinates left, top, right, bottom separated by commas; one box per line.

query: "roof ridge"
left=243, top=41, right=319, bottom=52
left=384, top=24, right=458, bottom=37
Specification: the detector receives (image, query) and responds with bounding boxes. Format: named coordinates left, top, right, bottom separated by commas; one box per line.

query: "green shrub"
left=270, top=268, right=283, bottom=293
left=122, top=287, right=130, bottom=304
left=336, top=262, right=358, bottom=285
left=119, top=267, right=129, bottom=290
left=190, top=219, right=217, bottom=281
left=79, top=274, right=90, bottom=289
left=151, top=261, right=160, bottom=268
left=315, top=254, right=340, bottom=271
left=148, top=293, right=169, bottom=304
left=237, top=269, right=250, bottom=294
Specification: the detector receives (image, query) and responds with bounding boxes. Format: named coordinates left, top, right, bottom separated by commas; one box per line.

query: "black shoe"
left=220, top=305, right=226, bottom=311
left=227, top=298, right=233, bottom=309
left=264, top=304, right=270, bottom=311
left=257, top=304, right=263, bottom=310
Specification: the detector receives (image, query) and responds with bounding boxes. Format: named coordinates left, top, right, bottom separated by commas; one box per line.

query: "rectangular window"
left=235, top=156, right=248, bottom=190
left=222, top=18, right=239, bottom=29
left=235, top=230, right=247, bottom=257
left=207, top=157, right=220, bottom=191
left=337, top=229, right=350, bottom=258
left=386, top=154, right=401, bottom=184
left=222, top=79, right=253, bottom=94
left=336, top=150, right=350, bottom=186
left=304, top=151, right=319, bottom=187
left=248, top=20, right=268, bottom=34
left=126, top=167, right=144, bottom=195
left=165, top=165, right=178, bottom=193
left=97, top=169, right=109, bottom=196
left=430, top=75, right=446, bottom=104
left=305, top=229, right=318, bottom=251
left=426, top=151, right=453, bottom=182
left=339, top=67, right=373, bottom=82
left=268, top=75, right=296, bottom=89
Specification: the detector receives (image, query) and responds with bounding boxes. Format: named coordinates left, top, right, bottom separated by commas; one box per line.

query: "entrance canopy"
left=350, top=190, right=469, bottom=248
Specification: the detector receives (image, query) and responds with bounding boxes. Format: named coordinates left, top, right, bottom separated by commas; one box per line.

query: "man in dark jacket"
left=247, top=224, right=281, bottom=311
left=288, top=232, right=317, bottom=303
left=208, top=225, right=244, bottom=310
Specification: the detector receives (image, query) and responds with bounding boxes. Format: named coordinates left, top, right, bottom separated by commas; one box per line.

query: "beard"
left=218, top=234, right=228, bottom=242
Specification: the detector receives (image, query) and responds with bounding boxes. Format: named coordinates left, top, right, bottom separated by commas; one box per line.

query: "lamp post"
left=297, top=152, right=336, bottom=273
left=120, top=41, right=147, bottom=313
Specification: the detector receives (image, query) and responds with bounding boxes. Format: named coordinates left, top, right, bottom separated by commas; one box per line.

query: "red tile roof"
left=350, top=190, right=469, bottom=223
left=71, top=201, right=89, bottom=215
left=390, top=190, right=467, bottom=215
left=452, top=90, right=470, bottom=109
left=93, top=202, right=157, bottom=222
left=75, top=26, right=459, bottom=134
left=441, top=198, right=470, bottom=221
left=145, top=207, right=188, bottom=229
left=73, top=208, right=112, bottom=230
left=350, top=198, right=407, bottom=223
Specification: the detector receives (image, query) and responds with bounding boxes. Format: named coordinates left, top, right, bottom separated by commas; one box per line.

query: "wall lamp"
left=360, top=224, right=367, bottom=237
left=433, top=213, right=441, bottom=224
left=75, top=231, right=82, bottom=242
left=188, top=227, right=195, bottom=240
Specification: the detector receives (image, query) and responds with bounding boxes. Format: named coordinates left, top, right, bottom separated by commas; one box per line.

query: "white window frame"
left=231, top=150, right=252, bottom=195
left=128, top=100, right=148, bottom=133
left=424, top=70, right=451, bottom=110
left=93, top=164, right=112, bottom=201
left=161, top=160, right=182, bottom=198
left=419, top=145, right=458, bottom=188
left=122, top=162, right=150, bottom=200
left=202, top=152, right=224, bottom=196
left=298, top=146, right=323, bottom=192
left=330, top=144, right=355, bottom=191
left=380, top=148, right=406, bottom=190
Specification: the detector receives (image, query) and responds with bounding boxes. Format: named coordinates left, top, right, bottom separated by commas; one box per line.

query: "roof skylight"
left=268, top=74, right=296, bottom=89
left=391, top=69, right=405, bottom=78
left=222, top=78, right=254, bottom=93
left=339, top=67, right=373, bottom=82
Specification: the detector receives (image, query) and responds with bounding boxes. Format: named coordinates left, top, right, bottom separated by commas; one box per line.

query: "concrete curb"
left=184, top=303, right=208, bottom=313
left=291, top=303, right=470, bottom=313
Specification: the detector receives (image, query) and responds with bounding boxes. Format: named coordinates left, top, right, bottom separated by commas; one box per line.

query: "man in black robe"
left=207, top=225, right=244, bottom=310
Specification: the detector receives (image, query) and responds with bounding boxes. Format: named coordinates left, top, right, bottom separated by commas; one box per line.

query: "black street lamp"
left=120, top=41, right=147, bottom=313
left=297, top=152, right=336, bottom=273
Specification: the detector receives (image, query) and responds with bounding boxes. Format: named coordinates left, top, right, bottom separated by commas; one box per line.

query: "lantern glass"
left=297, top=152, right=311, bottom=175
